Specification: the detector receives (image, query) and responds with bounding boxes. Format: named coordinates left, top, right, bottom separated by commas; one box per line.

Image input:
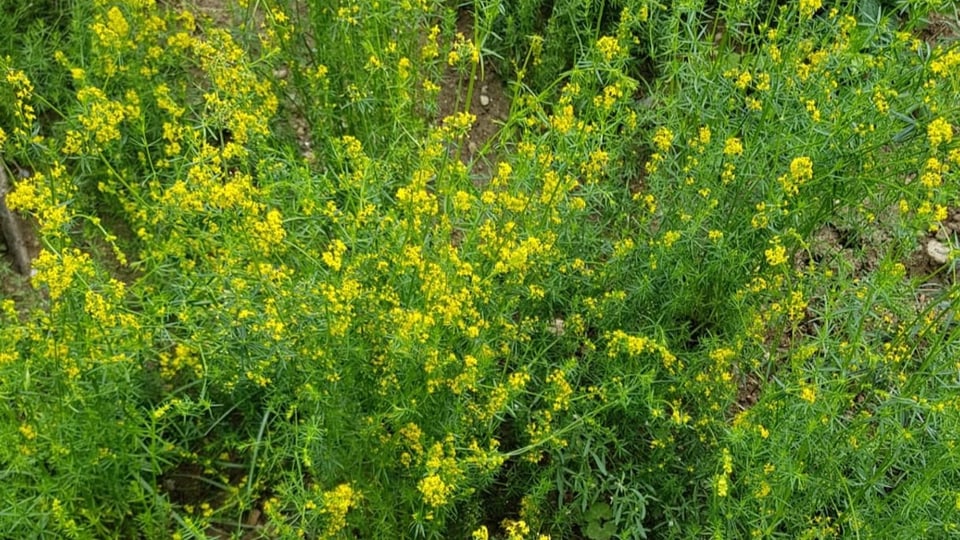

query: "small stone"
left=926, top=238, right=951, bottom=265
left=547, top=318, right=565, bottom=336
left=480, top=94, right=490, bottom=107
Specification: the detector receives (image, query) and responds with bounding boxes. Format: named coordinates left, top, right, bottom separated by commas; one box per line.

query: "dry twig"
left=0, top=158, right=32, bottom=276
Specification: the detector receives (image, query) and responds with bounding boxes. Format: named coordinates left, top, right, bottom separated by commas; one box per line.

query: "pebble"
left=480, top=94, right=490, bottom=107
left=926, top=238, right=951, bottom=265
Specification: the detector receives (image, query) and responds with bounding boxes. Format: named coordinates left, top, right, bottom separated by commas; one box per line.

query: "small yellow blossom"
left=800, top=0, right=822, bottom=19
left=765, top=242, right=788, bottom=266
left=928, top=117, right=953, bottom=147
left=790, top=156, right=813, bottom=182
left=418, top=474, right=452, bottom=507
left=252, top=209, right=286, bottom=254
left=715, top=474, right=729, bottom=497
left=19, top=424, right=37, bottom=440
left=596, top=36, right=623, bottom=61
left=31, top=248, right=94, bottom=300
left=653, top=126, right=674, bottom=152
left=321, top=484, right=359, bottom=539
left=698, top=125, right=712, bottom=146
left=503, top=519, right=531, bottom=540
left=723, top=137, right=743, bottom=157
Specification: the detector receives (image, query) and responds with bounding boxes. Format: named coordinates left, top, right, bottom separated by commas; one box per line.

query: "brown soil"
left=437, top=10, right=511, bottom=183
left=919, top=11, right=960, bottom=46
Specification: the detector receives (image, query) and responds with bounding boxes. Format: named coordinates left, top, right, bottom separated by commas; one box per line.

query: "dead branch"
left=0, top=158, right=32, bottom=276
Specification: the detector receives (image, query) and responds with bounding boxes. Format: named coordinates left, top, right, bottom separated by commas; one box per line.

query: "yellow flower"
left=31, top=248, right=94, bottom=300
left=653, top=126, right=674, bottom=152
left=321, top=484, right=359, bottom=539
left=596, top=36, right=623, bottom=61
left=721, top=448, right=733, bottom=474
left=550, top=104, right=575, bottom=133
left=755, top=481, right=771, bottom=498
left=418, top=474, right=451, bottom=507
left=698, top=125, right=712, bottom=146
left=252, top=209, right=286, bottom=254
left=19, top=424, right=37, bottom=440
left=503, top=519, right=531, bottom=540
left=790, top=156, right=813, bottom=182
left=800, top=0, right=822, bottom=19
left=723, top=137, right=743, bottom=157
left=76, top=86, right=128, bottom=148
left=921, top=157, right=944, bottom=188
left=765, top=242, right=788, bottom=266
left=715, top=474, right=729, bottom=497
left=927, top=117, right=953, bottom=147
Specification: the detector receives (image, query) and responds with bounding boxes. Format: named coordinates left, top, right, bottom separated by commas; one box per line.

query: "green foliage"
left=1, top=0, right=959, bottom=538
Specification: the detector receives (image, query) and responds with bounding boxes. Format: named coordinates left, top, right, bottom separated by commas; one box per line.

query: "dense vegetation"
left=1, top=0, right=958, bottom=538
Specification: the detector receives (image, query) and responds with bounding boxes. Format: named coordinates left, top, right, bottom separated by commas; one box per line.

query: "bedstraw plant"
left=1, top=0, right=958, bottom=538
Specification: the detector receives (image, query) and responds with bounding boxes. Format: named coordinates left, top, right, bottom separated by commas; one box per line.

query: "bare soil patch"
left=437, top=10, right=511, bottom=183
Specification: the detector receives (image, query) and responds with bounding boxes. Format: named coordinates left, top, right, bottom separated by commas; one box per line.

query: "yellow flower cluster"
left=396, top=169, right=439, bottom=228
left=251, top=209, right=286, bottom=255
left=799, top=0, right=822, bottom=19
left=91, top=6, right=133, bottom=51
left=418, top=474, right=452, bottom=507
left=84, top=279, right=137, bottom=329
left=421, top=25, right=441, bottom=60
left=447, top=32, right=480, bottom=67
left=596, top=36, right=623, bottom=62
left=72, top=86, right=137, bottom=151
left=4, top=66, right=38, bottom=140
left=607, top=330, right=680, bottom=372
left=503, top=519, right=531, bottom=540
left=5, top=164, right=78, bottom=238
left=158, top=343, right=204, bottom=380
left=550, top=104, right=576, bottom=134
left=320, top=484, right=360, bottom=539
left=764, top=241, right=788, bottom=267
left=442, top=111, right=477, bottom=133
left=723, top=137, right=743, bottom=157
left=322, top=239, right=348, bottom=272
left=653, top=126, right=674, bottom=152
left=465, top=438, right=504, bottom=473
left=320, top=278, right=362, bottom=337
left=546, top=369, right=573, bottom=412
left=927, top=117, right=954, bottom=148
left=780, top=156, right=814, bottom=195
left=398, top=422, right=424, bottom=467
left=418, top=436, right=463, bottom=507
left=714, top=447, right=734, bottom=497
left=192, top=29, right=278, bottom=155
left=930, top=47, right=960, bottom=78
left=31, top=249, right=94, bottom=301
left=920, top=157, right=945, bottom=189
